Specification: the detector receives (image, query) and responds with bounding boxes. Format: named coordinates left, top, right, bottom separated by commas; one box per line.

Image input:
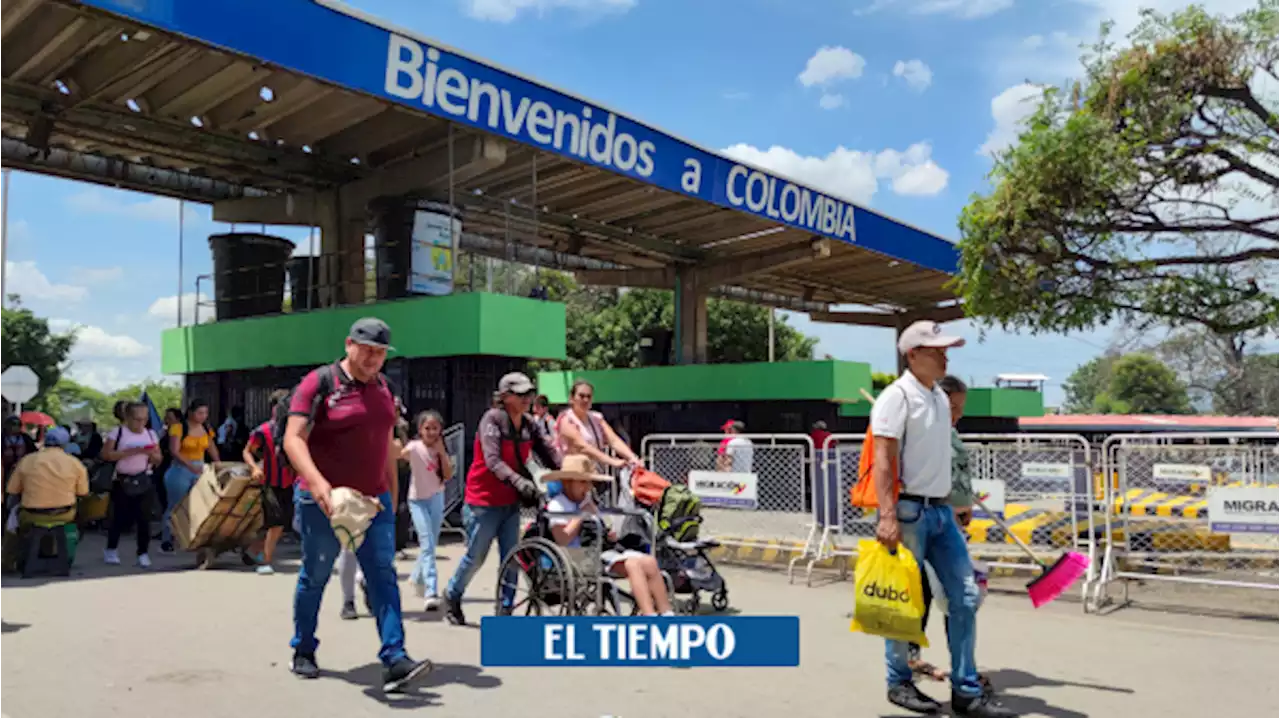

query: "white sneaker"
left=137, top=554, right=152, bottom=568
left=424, top=596, right=441, bottom=611
left=104, top=549, right=121, bottom=565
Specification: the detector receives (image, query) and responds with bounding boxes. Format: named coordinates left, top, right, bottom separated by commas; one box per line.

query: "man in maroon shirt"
left=282, top=318, right=429, bottom=693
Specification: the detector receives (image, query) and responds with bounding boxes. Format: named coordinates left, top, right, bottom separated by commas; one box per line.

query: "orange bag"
left=848, top=424, right=901, bottom=508
left=631, top=467, right=670, bottom=506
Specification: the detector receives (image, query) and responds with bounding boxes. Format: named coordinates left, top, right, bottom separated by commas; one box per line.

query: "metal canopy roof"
left=1, top=0, right=961, bottom=314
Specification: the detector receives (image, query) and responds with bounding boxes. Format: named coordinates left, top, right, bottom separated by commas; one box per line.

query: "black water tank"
left=287, top=256, right=319, bottom=312
left=639, top=327, right=673, bottom=366
left=372, top=197, right=459, bottom=300
left=208, top=233, right=294, bottom=320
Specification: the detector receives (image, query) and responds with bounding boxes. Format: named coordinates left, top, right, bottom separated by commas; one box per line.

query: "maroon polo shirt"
left=289, top=364, right=396, bottom=497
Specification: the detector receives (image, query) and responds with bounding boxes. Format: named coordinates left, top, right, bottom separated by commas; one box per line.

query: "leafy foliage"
left=872, top=372, right=898, bottom=391
left=1146, top=326, right=1279, bottom=415
left=470, top=264, right=819, bottom=371
left=32, top=377, right=183, bottom=425
left=1062, top=354, right=1120, bottom=413
left=1, top=296, right=76, bottom=409
left=956, top=2, right=1279, bottom=336
left=1064, top=351, right=1191, bottom=414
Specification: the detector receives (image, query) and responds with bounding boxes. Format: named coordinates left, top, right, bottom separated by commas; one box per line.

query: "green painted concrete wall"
left=161, top=293, right=566, bottom=374
left=537, top=360, right=873, bottom=405
left=837, top=386, right=1044, bottom=418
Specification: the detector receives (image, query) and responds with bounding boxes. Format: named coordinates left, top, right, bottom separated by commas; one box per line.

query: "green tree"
left=1062, top=355, right=1120, bottom=413
left=955, top=3, right=1278, bottom=337
left=39, top=378, right=111, bottom=423
left=871, top=372, right=897, bottom=391
left=1148, top=326, right=1278, bottom=415
left=1103, top=353, right=1191, bottom=414
left=510, top=269, right=817, bottom=371
left=1, top=296, right=77, bottom=410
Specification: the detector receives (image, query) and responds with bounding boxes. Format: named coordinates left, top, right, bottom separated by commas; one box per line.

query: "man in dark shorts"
left=243, top=389, right=294, bottom=576
left=283, top=318, right=429, bottom=693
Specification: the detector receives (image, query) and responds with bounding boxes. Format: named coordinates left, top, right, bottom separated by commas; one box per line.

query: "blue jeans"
left=161, top=462, right=201, bottom=545
left=291, top=489, right=406, bottom=666
left=407, top=493, right=445, bottom=596
left=445, top=503, right=521, bottom=607
left=885, top=499, right=981, bottom=698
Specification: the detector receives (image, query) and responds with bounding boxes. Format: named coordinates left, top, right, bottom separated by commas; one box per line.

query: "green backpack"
left=658, top=484, right=703, bottom=542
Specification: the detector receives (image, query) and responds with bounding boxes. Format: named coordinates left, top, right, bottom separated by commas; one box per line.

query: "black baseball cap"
left=348, top=317, right=394, bottom=351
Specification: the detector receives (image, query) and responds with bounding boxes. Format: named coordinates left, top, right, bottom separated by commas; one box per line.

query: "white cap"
left=897, top=320, right=965, bottom=355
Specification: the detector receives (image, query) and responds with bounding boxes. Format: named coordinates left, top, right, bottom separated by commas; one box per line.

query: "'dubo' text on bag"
left=850, top=538, right=928, bottom=646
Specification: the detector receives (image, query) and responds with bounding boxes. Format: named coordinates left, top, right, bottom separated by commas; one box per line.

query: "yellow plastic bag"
left=850, top=539, right=928, bottom=647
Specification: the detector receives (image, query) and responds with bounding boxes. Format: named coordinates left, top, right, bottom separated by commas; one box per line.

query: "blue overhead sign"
left=78, top=0, right=959, bottom=274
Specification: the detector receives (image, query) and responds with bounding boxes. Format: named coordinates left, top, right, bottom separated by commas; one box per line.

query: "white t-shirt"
left=725, top=436, right=754, bottom=473
left=869, top=371, right=952, bottom=498
left=546, top=494, right=585, bottom=548
left=403, top=439, right=444, bottom=501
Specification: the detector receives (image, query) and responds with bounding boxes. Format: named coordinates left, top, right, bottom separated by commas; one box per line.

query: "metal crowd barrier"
left=440, top=422, right=468, bottom=536
left=641, top=433, right=816, bottom=551
left=794, top=433, right=1098, bottom=610
left=1093, top=432, right=1280, bottom=610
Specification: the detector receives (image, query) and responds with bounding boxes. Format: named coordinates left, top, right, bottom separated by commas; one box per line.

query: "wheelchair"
left=495, top=505, right=675, bottom=617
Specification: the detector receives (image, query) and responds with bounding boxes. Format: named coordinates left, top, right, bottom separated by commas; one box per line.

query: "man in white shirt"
left=871, top=321, right=1010, bottom=718
left=717, top=420, right=754, bottom=473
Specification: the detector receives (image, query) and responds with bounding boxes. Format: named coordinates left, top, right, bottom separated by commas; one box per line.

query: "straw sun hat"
left=540, top=454, right=613, bottom=483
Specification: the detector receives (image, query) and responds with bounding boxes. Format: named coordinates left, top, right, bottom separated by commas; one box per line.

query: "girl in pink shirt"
left=399, top=411, right=453, bottom=611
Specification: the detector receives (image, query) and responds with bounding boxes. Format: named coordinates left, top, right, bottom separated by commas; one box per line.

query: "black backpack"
left=271, top=362, right=392, bottom=471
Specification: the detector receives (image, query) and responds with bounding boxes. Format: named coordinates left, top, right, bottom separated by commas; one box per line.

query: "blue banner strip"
left=480, top=616, right=800, bottom=667
left=78, top=0, right=959, bottom=274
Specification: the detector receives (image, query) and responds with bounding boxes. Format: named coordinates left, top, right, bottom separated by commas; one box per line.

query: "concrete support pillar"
left=316, top=189, right=367, bottom=308
left=675, top=268, right=709, bottom=364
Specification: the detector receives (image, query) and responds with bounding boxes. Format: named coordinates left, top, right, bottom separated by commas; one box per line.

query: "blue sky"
left=2, top=0, right=1259, bottom=403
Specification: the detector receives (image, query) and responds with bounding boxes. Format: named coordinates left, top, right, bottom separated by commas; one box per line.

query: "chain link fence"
left=1094, top=432, right=1280, bottom=611
left=795, top=434, right=1098, bottom=599
left=641, top=434, right=815, bottom=549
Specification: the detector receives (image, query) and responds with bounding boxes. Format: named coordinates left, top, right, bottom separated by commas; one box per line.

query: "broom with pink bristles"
left=972, top=495, right=1090, bottom=608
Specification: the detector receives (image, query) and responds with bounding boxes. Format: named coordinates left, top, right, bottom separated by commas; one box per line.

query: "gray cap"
left=498, top=372, right=535, bottom=395
left=349, top=317, right=394, bottom=351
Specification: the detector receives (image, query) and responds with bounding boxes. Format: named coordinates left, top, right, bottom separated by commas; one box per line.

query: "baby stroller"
left=620, top=467, right=730, bottom=613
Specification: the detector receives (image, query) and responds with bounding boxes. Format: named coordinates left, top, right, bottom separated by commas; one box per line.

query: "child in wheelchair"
left=543, top=455, right=675, bottom=617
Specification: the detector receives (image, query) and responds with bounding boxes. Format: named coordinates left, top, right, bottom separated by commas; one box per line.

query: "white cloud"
left=4, top=261, right=88, bottom=302
left=857, top=0, right=1012, bottom=19
left=65, top=363, right=155, bottom=394
left=65, top=189, right=204, bottom=224
left=48, top=319, right=150, bottom=359
left=462, top=0, right=635, bottom=22
left=797, top=46, right=865, bottom=88
left=818, top=93, right=847, bottom=110
left=892, top=59, right=933, bottom=92
left=978, top=83, right=1045, bottom=156
left=721, top=141, right=949, bottom=205
left=70, top=266, right=125, bottom=285
left=147, top=292, right=214, bottom=327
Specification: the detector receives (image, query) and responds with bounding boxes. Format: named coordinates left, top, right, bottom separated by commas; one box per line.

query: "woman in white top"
left=99, top=401, right=161, bottom=567
left=400, top=411, right=454, bottom=611
left=556, top=380, right=640, bottom=475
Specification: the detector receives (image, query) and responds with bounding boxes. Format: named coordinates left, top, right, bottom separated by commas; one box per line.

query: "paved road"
left=3, top=533, right=1276, bottom=718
